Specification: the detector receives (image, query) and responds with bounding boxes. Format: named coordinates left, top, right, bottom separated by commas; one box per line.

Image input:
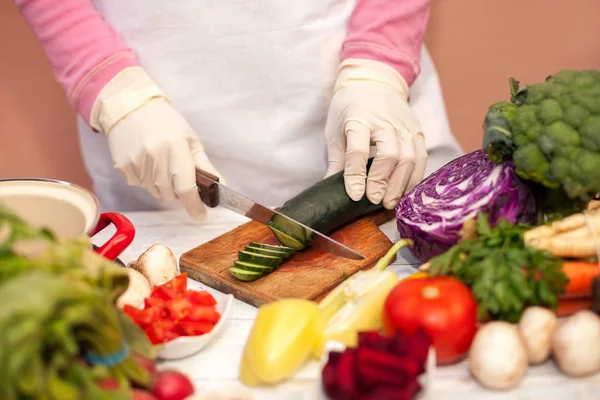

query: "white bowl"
left=154, top=293, right=234, bottom=360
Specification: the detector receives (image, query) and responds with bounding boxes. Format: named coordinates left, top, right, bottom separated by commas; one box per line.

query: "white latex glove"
left=90, top=67, right=225, bottom=221
left=324, top=59, right=428, bottom=210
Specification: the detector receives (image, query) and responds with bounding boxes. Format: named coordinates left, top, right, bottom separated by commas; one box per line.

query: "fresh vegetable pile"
left=395, top=69, right=600, bottom=264
left=124, top=273, right=221, bottom=345
left=322, top=329, right=431, bottom=400
left=0, top=203, right=198, bottom=399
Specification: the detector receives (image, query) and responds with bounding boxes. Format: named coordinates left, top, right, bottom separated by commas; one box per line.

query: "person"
left=14, top=0, right=463, bottom=222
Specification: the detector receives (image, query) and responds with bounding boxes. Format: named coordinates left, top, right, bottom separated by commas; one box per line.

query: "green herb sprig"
left=428, top=213, right=568, bottom=322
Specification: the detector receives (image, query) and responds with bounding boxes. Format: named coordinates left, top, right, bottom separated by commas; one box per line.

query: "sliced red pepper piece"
left=170, top=273, right=188, bottom=294
left=145, top=319, right=180, bottom=344
left=179, top=321, right=215, bottom=336
left=150, top=285, right=179, bottom=301
left=166, top=297, right=193, bottom=320
left=185, top=290, right=217, bottom=306
left=123, top=305, right=161, bottom=327
left=183, top=305, right=221, bottom=324
left=145, top=297, right=167, bottom=308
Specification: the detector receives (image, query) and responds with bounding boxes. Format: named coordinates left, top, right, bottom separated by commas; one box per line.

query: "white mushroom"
left=468, top=321, right=528, bottom=390
left=116, top=268, right=152, bottom=309
left=518, top=306, right=558, bottom=364
left=552, top=310, right=600, bottom=377
left=133, top=243, right=178, bottom=287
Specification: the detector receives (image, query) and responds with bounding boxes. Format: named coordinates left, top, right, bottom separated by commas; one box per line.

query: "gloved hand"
left=90, top=67, right=225, bottom=221
left=324, top=59, right=428, bottom=210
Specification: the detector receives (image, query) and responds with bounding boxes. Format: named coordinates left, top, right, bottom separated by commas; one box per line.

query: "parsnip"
left=524, top=209, right=600, bottom=258
left=527, top=236, right=599, bottom=258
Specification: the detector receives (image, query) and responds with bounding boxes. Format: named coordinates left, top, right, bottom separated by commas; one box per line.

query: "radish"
left=132, top=353, right=158, bottom=378
left=97, top=377, right=119, bottom=391
left=151, top=370, right=195, bottom=400
left=133, top=389, right=159, bottom=400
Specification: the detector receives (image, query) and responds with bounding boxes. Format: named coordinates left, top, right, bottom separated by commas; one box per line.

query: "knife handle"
left=195, top=168, right=220, bottom=208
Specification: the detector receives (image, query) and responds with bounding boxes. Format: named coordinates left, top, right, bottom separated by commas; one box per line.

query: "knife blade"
left=195, top=168, right=365, bottom=260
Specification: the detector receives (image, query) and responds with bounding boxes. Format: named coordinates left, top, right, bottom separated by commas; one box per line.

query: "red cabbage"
left=395, top=150, right=537, bottom=262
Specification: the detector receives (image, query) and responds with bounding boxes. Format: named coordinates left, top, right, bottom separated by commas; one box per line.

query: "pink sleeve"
left=341, top=0, right=430, bottom=86
left=14, top=0, right=139, bottom=125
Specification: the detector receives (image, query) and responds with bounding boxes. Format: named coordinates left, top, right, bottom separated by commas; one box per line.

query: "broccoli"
left=483, top=70, right=600, bottom=209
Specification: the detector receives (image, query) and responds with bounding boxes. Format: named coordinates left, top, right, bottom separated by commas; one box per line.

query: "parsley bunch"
left=428, top=213, right=568, bottom=322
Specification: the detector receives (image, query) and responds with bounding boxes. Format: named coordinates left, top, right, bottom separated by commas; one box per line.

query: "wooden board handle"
left=196, top=168, right=220, bottom=208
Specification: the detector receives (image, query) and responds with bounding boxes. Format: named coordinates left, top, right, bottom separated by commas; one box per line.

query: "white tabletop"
left=91, top=208, right=600, bottom=399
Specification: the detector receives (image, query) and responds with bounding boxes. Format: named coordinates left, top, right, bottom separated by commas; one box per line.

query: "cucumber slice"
left=266, top=221, right=305, bottom=251
left=237, top=252, right=281, bottom=268
left=248, top=242, right=295, bottom=255
left=245, top=246, right=292, bottom=259
left=229, top=267, right=263, bottom=281
left=234, top=260, right=274, bottom=274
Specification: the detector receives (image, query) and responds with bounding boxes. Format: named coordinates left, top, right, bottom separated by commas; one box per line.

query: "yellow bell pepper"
left=312, top=239, right=412, bottom=358
left=239, top=298, right=325, bottom=386
left=402, top=271, right=429, bottom=281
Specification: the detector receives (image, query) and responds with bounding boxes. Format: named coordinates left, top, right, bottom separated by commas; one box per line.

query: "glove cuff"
left=90, top=66, right=169, bottom=135
left=334, top=58, right=410, bottom=99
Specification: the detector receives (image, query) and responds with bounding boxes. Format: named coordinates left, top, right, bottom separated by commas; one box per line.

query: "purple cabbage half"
left=395, top=150, right=537, bottom=262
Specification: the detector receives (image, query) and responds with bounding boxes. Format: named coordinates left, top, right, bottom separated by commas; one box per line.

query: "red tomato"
left=382, top=276, right=478, bottom=365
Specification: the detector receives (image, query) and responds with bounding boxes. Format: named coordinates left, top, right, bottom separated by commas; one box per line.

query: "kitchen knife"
left=195, top=168, right=365, bottom=260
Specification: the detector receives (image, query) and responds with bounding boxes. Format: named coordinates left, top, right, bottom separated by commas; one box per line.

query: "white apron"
left=77, top=0, right=464, bottom=213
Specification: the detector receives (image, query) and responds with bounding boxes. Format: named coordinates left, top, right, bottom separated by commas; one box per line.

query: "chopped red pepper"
left=179, top=321, right=215, bottom=336
left=126, top=274, right=222, bottom=344
left=166, top=297, right=193, bottom=320
left=150, top=285, right=179, bottom=301
left=185, top=290, right=217, bottom=306
left=184, top=306, right=221, bottom=324
left=145, top=297, right=167, bottom=308
left=123, top=305, right=161, bottom=327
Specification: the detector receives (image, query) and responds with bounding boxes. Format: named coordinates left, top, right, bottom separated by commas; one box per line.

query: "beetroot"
left=151, top=370, right=195, bottom=400
left=321, top=330, right=432, bottom=400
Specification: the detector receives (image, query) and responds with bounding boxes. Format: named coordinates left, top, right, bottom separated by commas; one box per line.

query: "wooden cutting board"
left=179, top=209, right=397, bottom=308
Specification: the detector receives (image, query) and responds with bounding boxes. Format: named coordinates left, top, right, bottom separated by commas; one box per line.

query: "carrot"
left=556, top=298, right=594, bottom=317
left=558, top=261, right=600, bottom=300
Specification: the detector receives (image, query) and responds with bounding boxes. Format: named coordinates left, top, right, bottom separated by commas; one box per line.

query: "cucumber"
left=248, top=242, right=295, bottom=255
left=228, top=267, right=263, bottom=281
left=267, top=157, right=383, bottom=250
left=234, top=260, right=274, bottom=274
left=237, top=251, right=282, bottom=268
left=244, top=246, right=292, bottom=259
